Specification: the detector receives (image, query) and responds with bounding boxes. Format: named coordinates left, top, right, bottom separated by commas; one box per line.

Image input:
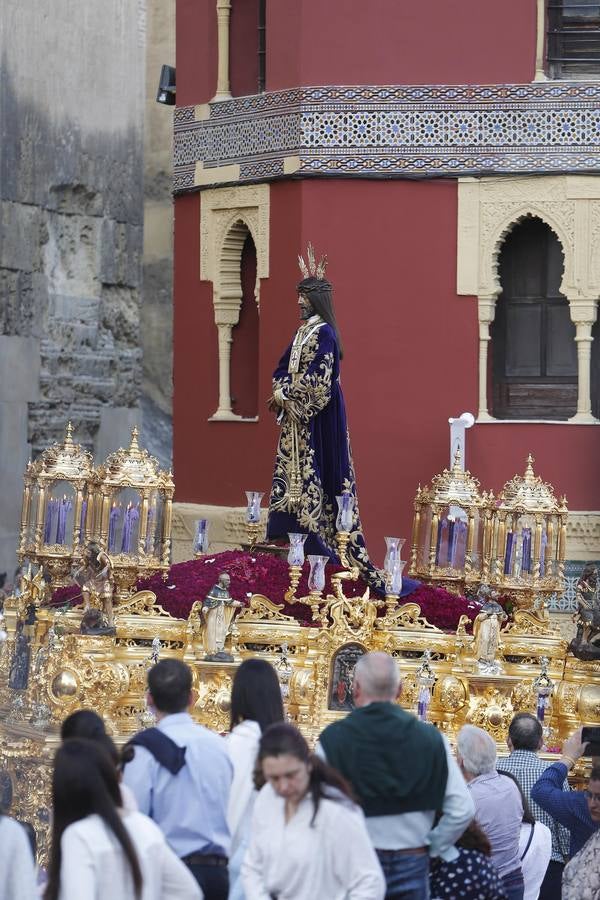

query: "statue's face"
left=298, top=293, right=313, bottom=320
left=219, top=574, right=231, bottom=590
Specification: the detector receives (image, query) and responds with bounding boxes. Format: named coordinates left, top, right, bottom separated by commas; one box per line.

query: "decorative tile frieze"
left=174, top=83, right=600, bottom=192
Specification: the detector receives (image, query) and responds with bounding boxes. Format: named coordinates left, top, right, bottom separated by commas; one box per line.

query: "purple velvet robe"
left=267, top=318, right=418, bottom=597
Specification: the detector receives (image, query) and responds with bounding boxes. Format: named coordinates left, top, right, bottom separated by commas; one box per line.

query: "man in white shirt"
left=318, top=652, right=474, bottom=899
left=123, top=658, right=232, bottom=900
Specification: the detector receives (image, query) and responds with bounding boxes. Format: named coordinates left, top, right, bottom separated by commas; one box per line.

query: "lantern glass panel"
left=503, top=513, right=535, bottom=581
left=108, top=487, right=142, bottom=555
left=45, top=481, right=76, bottom=548
left=435, top=506, right=469, bottom=570
left=26, top=484, right=39, bottom=546
left=417, top=506, right=432, bottom=568
left=144, top=491, right=164, bottom=558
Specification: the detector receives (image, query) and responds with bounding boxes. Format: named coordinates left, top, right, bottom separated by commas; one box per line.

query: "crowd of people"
left=2, top=651, right=599, bottom=900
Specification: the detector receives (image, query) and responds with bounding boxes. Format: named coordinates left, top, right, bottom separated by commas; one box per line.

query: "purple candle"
left=44, top=498, right=57, bottom=544
left=504, top=531, right=514, bottom=575
left=108, top=503, right=121, bottom=553
left=522, top=528, right=532, bottom=574
left=121, top=503, right=132, bottom=553
left=129, top=503, right=140, bottom=553
left=56, top=496, right=72, bottom=545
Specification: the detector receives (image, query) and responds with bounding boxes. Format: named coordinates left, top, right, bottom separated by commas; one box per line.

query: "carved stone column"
left=567, top=298, right=599, bottom=423
left=213, top=0, right=232, bottom=102
left=212, top=321, right=237, bottom=420
left=476, top=294, right=498, bottom=421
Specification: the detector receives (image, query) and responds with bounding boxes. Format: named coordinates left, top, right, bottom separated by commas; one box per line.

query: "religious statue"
left=73, top=542, right=115, bottom=633
left=8, top=620, right=31, bottom=690
left=569, top=564, right=600, bottom=660
left=472, top=595, right=507, bottom=674
left=266, top=242, right=419, bottom=597
left=201, top=573, right=241, bottom=662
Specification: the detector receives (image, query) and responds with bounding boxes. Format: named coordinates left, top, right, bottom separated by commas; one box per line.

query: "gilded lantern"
left=18, top=423, right=94, bottom=588
left=408, top=451, right=492, bottom=593
left=490, top=455, right=567, bottom=608
left=89, top=428, right=174, bottom=598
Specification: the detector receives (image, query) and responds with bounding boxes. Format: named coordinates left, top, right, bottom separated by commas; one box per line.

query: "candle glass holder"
left=384, top=537, right=405, bottom=577
left=193, top=519, right=209, bottom=557
left=245, top=491, right=264, bottom=549
left=286, top=533, right=307, bottom=601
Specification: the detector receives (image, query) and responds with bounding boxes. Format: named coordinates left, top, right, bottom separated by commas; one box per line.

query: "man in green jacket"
left=318, top=652, right=474, bottom=900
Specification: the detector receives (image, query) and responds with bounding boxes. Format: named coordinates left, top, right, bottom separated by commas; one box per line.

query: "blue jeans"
left=376, top=850, right=430, bottom=900
left=501, top=867, right=525, bottom=900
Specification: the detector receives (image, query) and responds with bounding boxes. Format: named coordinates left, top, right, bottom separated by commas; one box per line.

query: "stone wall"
left=140, top=0, right=175, bottom=469
left=0, top=0, right=146, bottom=577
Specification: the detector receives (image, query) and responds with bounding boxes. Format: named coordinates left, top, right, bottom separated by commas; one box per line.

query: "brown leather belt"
left=376, top=846, right=428, bottom=857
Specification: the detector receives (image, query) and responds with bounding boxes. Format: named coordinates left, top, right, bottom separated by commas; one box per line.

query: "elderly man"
left=531, top=727, right=600, bottom=858
left=318, top=652, right=474, bottom=900
left=497, top=713, right=570, bottom=900
left=457, top=724, right=524, bottom=900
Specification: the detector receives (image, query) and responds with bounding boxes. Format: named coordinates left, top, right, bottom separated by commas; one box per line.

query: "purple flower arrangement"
left=50, top=550, right=502, bottom=632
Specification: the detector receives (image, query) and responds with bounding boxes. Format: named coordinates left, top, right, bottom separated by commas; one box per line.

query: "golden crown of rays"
left=298, top=242, right=328, bottom=280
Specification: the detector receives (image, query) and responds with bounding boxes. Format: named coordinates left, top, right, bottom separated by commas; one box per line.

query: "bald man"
left=318, top=652, right=473, bottom=900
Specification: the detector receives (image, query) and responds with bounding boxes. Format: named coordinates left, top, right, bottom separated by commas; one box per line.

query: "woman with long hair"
left=429, top=820, right=507, bottom=899
left=60, top=708, right=137, bottom=811
left=226, top=659, right=285, bottom=900
left=45, top=738, right=201, bottom=900
left=241, top=722, right=385, bottom=900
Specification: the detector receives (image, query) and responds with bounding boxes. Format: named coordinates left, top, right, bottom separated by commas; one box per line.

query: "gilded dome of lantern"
left=95, top=428, right=174, bottom=493
left=419, top=450, right=484, bottom=508
left=26, top=422, right=93, bottom=482
left=498, top=455, right=564, bottom=513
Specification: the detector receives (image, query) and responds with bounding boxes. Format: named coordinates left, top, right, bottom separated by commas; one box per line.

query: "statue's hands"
left=267, top=395, right=280, bottom=414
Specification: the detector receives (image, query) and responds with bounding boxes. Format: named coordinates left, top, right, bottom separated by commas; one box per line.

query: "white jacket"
left=225, top=719, right=262, bottom=856
left=58, top=810, right=202, bottom=900
left=242, top=783, right=386, bottom=900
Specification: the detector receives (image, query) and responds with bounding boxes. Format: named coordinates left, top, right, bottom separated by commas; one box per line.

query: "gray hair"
left=353, top=652, right=400, bottom=701
left=456, top=724, right=497, bottom=776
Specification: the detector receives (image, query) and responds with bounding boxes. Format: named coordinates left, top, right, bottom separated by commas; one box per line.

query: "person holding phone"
left=531, top=727, right=600, bottom=858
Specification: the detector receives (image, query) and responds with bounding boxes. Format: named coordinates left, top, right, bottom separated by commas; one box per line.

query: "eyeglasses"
left=584, top=790, right=600, bottom=803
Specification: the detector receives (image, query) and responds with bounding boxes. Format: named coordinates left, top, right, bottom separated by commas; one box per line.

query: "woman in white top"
left=44, top=737, right=201, bottom=900
left=60, top=709, right=138, bottom=811
left=0, top=814, right=37, bottom=900
left=242, top=723, right=385, bottom=900
left=226, top=659, right=285, bottom=900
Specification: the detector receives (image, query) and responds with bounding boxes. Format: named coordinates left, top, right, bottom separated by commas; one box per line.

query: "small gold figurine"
left=201, top=573, right=241, bottom=662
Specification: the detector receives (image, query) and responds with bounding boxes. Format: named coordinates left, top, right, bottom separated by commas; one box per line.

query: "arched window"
left=491, top=217, right=577, bottom=420
left=230, top=234, right=259, bottom=418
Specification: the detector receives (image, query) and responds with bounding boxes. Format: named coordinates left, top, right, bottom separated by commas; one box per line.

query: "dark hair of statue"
left=45, top=739, right=142, bottom=900
left=60, top=709, right=121, bottom=768
left=147, top=658, right=192, bottom=714
left=498, top=770, right=535, bottom=825
left=456, top=820, right=492, bottom=856
left=255, top=722, right=355, bottom=824
left=230, top=658, right=285, bottom=732
left=508, top=712, right=543, bottom=752
left=297, top=276, right=344, bottom=359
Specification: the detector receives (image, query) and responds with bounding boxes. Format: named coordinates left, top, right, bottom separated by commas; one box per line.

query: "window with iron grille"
left=547, top=1, right=600, bottom=78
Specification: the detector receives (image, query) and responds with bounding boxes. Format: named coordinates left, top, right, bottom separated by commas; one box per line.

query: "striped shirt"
left=497, top=750, right=570, bottom=862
